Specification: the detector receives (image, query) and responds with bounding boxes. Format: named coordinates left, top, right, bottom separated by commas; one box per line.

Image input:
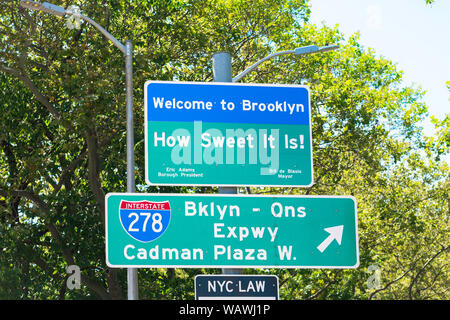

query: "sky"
left=308, top=0, right=450, bottom=138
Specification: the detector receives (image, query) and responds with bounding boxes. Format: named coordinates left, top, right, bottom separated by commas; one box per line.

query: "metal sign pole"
left=125, top=40, right=139, bottom=300
left=212, top=52, right=243, bottom=275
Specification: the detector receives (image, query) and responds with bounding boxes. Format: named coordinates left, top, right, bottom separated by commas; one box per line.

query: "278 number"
left=127, top=212, right=163, bottom=233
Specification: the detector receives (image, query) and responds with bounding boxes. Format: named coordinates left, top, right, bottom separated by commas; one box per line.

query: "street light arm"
left=232, top=50, right=295, bottom=83
left=20, top=1, right=65, bottom=16
left=19, top=1, right=127, bottom=55
left=67, top=11, right=127, bottom=55
left=232, top=44, right=338, bottom=83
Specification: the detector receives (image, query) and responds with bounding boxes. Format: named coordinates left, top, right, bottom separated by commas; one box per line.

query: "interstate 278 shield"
left=119, top=200, right=171, bottom=243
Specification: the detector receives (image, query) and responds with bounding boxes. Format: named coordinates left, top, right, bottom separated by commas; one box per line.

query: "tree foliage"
left=0, top=0, right=448, bottom=299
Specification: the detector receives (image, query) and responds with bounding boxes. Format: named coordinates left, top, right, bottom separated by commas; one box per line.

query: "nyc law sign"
left=195, top=275, right=279, bottom=300
left=144, top=81, right=313, bottom=187
left=105, top=193, right=359, bottom=268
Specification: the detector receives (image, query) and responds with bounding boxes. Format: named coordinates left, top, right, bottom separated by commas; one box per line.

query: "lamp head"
left=294, top=44, right=339, bottom=56
left=20, top=1, right=66, bottom=17
left=318, top=45, right=339, bottom=53
left=294, top=45, right=319, bottom=55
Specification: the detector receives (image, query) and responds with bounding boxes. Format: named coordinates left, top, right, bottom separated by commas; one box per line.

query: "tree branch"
left=0, top=63, right=62, bottom=121
left=306, top=270, right=342, bottom=300
left=0, top=188, right=112, bottom=299
left=408, top=245, right=449, bottom=299
left=85, top=127, right=106, bottom=224
left=54, top=144, right=88, bottom=193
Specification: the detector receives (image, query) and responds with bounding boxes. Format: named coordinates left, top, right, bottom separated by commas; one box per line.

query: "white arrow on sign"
left=317, top=225, right=344, bottom=253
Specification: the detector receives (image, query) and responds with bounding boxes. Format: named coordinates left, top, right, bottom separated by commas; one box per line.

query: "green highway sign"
left=105, top=193, right=359, bottom=268
left=144, top=81, right=313, bottom=187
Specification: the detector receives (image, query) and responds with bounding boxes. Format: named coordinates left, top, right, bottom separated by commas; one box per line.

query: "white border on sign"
left=105, top=193, right=360, bottom=269
left=143, top=80, right=314, bottom=187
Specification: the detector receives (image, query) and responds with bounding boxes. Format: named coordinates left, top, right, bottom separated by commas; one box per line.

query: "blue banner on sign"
left=145, top=81, right=310, bottom=125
